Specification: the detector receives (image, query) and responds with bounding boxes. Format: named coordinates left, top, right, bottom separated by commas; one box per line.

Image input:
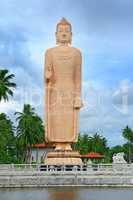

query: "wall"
left=0, top=171, right=133, bottom=187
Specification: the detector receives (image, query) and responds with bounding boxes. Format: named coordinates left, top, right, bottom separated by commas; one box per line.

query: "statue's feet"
left=55, top=143, right=72, bottom=151
left=55, top=144, right=63, bottom=151
left=64, top=144, right=72, bottom=151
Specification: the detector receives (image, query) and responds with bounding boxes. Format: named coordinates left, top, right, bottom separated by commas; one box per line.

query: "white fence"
left=0, top=163, right=133, bottom=174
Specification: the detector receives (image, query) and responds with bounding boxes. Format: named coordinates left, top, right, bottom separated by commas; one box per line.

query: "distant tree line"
left=73, top=126, right=133, bottom=163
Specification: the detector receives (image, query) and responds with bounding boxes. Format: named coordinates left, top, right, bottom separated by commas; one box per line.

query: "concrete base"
left=44, top=151, right=82, bottom=165
left=1, top=173, right=133, bottom=187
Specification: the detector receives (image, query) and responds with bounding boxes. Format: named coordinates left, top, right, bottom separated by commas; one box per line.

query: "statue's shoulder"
left=45, top=46, right=61, bottom=55
left=71, top=47, right=82, bottom=56
left=45, top=48, right=54, bottom=55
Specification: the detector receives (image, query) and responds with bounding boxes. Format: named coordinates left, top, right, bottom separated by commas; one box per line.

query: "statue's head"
left=56, top=18, right=72, bottom=45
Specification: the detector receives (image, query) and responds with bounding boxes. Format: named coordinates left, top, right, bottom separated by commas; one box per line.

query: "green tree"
left=109, top=145, right=124, bottom=162
left=15, top=104, right=44, bottom=163
left=72, top=133, right=92, bottom=154
left=0, top=113, right=16, bottom=163
left=72, top=133, right=82, bottom=151
left=122, top=143, right=133, bottom=163
left=0, top=69, right=16, bottom=101
left=89, top=133, right=108, bottom=154
left=73, top=132, right=108, bottom=156
left=122, top=126, right=133, bottom=163
left=80, top=134, right=91, bottom=155
left=123, top=126, right=133, bottom=143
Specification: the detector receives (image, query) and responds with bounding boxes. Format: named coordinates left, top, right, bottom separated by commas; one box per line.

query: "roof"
left=32, top=143, right=54, bottom=148
left=81, top=152, right=104, bottom=158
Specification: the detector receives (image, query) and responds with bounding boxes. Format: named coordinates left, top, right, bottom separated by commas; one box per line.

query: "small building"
left=31, top=143, right=54, bottom=163
left=81, top=152, right=104, bottom=164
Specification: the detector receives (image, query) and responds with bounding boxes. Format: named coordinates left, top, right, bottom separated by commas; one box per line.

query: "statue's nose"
left=62, top=34, right=66, bottom=37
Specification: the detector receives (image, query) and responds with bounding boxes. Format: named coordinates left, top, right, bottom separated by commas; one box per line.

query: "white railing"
left=0, top=163, right=132, bottom=174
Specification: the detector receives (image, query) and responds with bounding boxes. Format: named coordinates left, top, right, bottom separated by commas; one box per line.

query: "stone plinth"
left=44, top=151, right=82, bottom=165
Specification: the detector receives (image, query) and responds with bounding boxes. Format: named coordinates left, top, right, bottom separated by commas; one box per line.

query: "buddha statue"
left=45, top=18, right=82, bottom=157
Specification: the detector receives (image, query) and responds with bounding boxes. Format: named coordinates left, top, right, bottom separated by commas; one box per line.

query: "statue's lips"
left=60, top=38, right=68, bottom=41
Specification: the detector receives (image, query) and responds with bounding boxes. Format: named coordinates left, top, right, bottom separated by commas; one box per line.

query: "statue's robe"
left=45, top=46, right=81, bottom=143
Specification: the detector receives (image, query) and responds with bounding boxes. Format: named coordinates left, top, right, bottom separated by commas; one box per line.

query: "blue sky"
left=0, top=0, right=133, bottom=146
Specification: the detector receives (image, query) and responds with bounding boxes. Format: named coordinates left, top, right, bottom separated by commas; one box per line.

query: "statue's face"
left=56, top=24, right=72, bottom=45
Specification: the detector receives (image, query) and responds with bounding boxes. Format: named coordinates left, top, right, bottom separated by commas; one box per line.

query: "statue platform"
left=44, top=151, right=82, bottom=165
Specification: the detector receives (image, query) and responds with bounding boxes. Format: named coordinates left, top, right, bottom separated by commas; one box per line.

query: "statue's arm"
left=44, top=49, right=53, bottom=83
left=74, top=50, right=83, bottom=109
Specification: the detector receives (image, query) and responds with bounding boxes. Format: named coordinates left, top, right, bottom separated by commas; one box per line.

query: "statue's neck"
left=58, top=42, right=70, bottom=47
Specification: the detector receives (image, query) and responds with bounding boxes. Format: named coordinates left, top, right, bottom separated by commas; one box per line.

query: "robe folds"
left=45, top=46, right=82, bottom=143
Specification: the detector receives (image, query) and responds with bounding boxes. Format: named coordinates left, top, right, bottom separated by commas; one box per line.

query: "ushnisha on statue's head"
left=56, top=18, right=72, bottom=45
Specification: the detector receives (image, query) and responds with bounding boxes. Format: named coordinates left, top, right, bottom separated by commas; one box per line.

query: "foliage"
left=123, top=126, right=133, bottom=143
left=122, top=126, right=133, bottom=163
left=108, top=145, right=124, bottom=162
left=0, top=113, right=16, bottom=163
left=15, top=104, right=44, bottom=163
left=0, top=69, right=16, bottom=101
left=73, top=132, right=109, bottom=156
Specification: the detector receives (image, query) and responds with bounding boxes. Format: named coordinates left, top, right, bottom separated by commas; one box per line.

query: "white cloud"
left=0, top=100, right=20, bottom=113
left=80, top=79, right=133, bottom=146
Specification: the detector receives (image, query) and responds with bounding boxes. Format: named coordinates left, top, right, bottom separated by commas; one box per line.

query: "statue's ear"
left=55, top=32, right=58, bottom=45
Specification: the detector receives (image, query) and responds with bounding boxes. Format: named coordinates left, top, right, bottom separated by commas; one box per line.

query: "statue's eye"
left=65, top=27, right=70, bottom=32
left=63, top=26, right=70, bottom=32
left=58, top=28, right=63, bottom=32
left=65, top=29, right=69, bottom=32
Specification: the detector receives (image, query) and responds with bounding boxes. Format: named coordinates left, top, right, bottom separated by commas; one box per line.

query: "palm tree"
left=90, top=133, right=108, bottom=154
left=0, top=69, right=16, bottom=101
left=72, top=133, right=92, bottom=154
left=15, top=104, right=44, bottom=163
left=0, top=113, right=16, bottom=163
left=123, top=126, right=133, bottom=143
left=122, top=126, right=133, bottom=163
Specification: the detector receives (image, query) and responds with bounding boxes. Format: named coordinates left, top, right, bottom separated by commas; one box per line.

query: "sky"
left=0, top=0, right=133, bottom=146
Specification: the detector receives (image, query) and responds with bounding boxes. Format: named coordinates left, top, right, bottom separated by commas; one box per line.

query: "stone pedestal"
left=44, top=151, right=82, bottom=165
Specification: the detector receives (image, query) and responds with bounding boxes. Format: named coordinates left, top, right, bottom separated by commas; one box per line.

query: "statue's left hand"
left=74, top=97, right=83, bottom=109
left=45, top=66, right=52, bottom=81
